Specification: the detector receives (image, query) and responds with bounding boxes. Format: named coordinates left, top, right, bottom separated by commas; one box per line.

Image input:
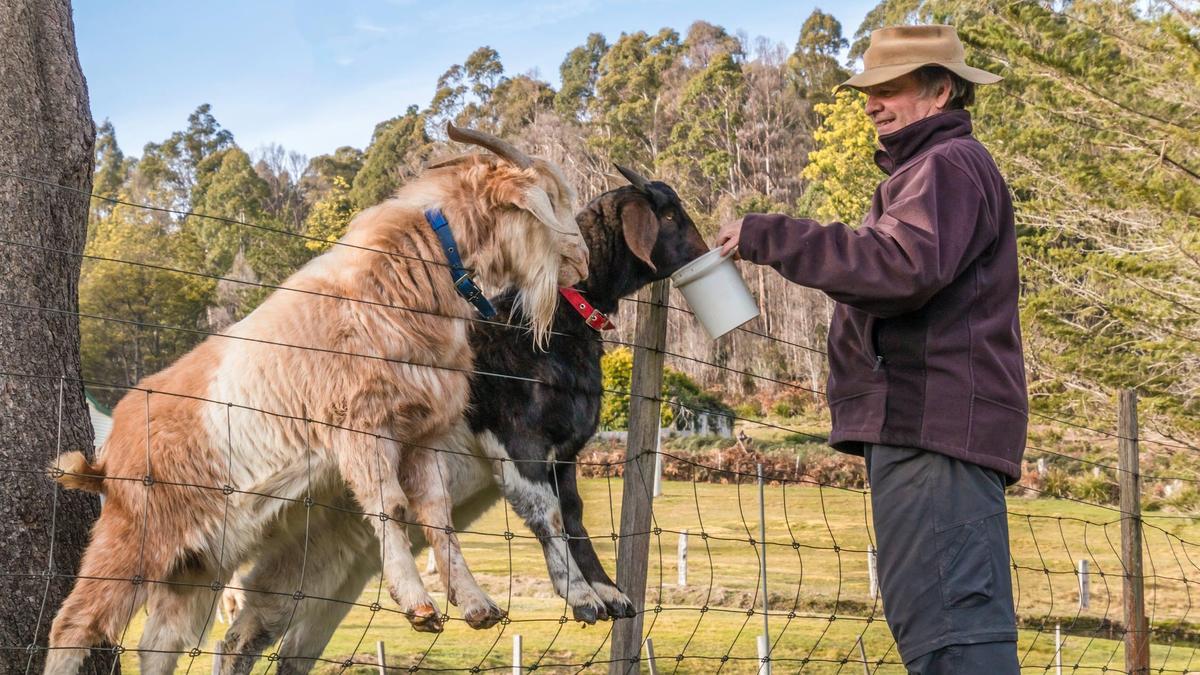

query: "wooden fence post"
left=610, top=280, right=670, bottom=675
left=1119, top=389, right=1149, bottom=675
left=644, top=637, right=660, bottom=675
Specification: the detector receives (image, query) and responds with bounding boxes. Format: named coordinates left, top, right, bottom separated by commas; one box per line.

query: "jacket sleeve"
left=738, top=155, right=993, bottom=318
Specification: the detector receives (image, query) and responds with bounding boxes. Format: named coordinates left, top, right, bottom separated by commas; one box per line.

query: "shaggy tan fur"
left=44, top=152, right=586, bottom=675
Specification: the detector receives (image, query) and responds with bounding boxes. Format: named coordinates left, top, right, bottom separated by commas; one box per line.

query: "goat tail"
left=53, top=451, right=106, bottom=494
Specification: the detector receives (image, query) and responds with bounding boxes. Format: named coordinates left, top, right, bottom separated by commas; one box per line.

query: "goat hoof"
left=572, top=603, right=600, bottom=624
left=464, top=600, right=505, bottom=630
left=608, top=594, right=637, bottom=619
left=409, top=604, right=444, bottom=633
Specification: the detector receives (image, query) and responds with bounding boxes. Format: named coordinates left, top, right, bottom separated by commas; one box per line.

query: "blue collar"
left=424, top=209, right=496, bottom=319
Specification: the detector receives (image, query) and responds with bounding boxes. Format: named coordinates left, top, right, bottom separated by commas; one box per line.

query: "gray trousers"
left=865, top=444, right=1019, bottom=674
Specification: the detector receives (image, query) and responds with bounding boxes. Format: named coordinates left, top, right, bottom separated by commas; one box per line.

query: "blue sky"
left=75, top=0, right=877, bottom=160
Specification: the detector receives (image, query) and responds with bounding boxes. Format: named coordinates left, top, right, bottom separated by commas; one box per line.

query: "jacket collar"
left=874, top=109, right=973, bottom=175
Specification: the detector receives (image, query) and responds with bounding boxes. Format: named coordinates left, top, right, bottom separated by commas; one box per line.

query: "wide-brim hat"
left=839, top=24, right=1002, bottom=90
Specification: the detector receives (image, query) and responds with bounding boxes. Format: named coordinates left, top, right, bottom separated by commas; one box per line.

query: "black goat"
left=215, top=169, right=707, bottom=671
left=461, top=166, right=708, bottom=622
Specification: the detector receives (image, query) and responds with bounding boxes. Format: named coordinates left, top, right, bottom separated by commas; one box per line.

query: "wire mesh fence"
left=2, top=169, right=1197, bottom=674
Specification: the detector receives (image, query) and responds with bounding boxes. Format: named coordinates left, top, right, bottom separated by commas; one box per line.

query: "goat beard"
left=481, top=210, right=567, bottom=351
left=513, top=257, right=559, bottom=351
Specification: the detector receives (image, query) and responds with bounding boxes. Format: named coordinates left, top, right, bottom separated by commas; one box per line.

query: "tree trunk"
left=0, top=1, right=114, bottom=672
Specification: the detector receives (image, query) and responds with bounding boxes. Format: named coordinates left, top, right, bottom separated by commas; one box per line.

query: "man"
left=716, top=25, right=1027, bottom=674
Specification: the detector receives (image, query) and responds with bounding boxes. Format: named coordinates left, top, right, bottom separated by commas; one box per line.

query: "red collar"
left=559, top=287, right=615, bottom=331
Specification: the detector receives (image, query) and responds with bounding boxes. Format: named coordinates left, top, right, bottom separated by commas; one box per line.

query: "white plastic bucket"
left=670, top=247, right=760, bottom=340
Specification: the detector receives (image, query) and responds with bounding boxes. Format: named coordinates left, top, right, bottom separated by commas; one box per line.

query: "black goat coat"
left=466, top=294, right=606, bottom=482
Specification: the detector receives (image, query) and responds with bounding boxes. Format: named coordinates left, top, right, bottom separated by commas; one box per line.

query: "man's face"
left=862, top=72, right=947, bottom=136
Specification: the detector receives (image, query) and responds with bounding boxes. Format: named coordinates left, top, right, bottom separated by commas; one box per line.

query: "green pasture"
left=117, top=477, right=1200, bottom=673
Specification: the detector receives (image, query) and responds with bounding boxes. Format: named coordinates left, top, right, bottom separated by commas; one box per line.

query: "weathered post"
left=610, top=280, right=669, bottom=674
left=1118, top=389, right=1148, bottom=674
left=653, top=430, right=664, bottom=497
left=644, top=637, right=660, bottom=675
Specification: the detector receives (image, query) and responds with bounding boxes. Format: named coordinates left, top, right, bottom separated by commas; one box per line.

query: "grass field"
left=116, top=476, right=1200, bottom=673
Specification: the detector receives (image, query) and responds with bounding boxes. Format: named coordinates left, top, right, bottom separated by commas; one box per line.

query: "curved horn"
left=615, top=163, right=652, bottom=193
left=446, top=122, right=533, bottom=169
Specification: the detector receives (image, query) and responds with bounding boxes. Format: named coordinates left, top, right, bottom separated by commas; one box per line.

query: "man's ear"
left=935, top=74, right=953, bottom=110
left=620, top=199, right=659, bottom=271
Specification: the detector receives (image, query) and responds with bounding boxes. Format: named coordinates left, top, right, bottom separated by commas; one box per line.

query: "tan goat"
left=44, top=125, right=587, bottom=675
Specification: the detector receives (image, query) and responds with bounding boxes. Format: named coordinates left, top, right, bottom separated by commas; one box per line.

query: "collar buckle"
left=585, top=308, right=606, bottom=329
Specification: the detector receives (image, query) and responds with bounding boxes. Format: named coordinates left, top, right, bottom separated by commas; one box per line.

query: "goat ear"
left=517, top=186, right=577, bottom=237
left=620, top=199, right=659, bottom=272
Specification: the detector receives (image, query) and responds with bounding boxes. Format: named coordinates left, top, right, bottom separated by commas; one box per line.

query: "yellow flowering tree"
left=302, top=176, right=357, bottom=253
left=801, top=89, right=878, bottom=225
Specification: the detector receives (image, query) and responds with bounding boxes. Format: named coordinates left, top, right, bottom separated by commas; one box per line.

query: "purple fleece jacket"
left=739, top=110, right=1027, bottom=481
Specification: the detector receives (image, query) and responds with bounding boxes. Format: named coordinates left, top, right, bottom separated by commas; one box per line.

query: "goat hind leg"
left=219, top=496, right=378, bottom=674
left=273, top=552, right=377, bottom=675
left=275, top=500, right=379, bottom=674
left=43, top=575, right=142, bottom=675
left=44, top=514, right=151, bottom=675
left=138, top=584, right=222, bottom=675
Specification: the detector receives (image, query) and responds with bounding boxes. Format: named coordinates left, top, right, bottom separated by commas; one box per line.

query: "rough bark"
left=0, top=1, right=115, bottom=672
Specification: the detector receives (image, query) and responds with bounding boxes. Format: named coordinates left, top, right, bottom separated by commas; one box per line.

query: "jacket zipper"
left=866, top=318, right=885, bottom=370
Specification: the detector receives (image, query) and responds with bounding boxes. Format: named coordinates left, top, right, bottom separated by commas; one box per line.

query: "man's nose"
left=865, top=96, right=882, bottom=116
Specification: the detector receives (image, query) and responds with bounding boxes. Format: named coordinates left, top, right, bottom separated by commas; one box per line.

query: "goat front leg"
left=481, top=432, right=608, bottom=623
left=554, top=460, right=636, bottom=618
left=404, top=445, right=503, bottom=629
left=338, top=430, right=442, bottom=633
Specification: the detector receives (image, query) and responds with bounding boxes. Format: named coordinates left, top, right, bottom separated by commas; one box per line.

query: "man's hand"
left=715, top=217, right=745, bottom=259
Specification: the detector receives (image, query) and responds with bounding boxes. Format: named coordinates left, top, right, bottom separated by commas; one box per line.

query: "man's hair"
left=912, top=65, right=975, bottom=110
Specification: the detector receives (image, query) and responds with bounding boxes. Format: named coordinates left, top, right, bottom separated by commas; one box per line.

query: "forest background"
left=78, top=0, right=1200, bottom=454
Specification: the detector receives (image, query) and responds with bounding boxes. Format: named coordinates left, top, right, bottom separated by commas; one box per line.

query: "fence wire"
left=1, top=169, right=1197, bottom=674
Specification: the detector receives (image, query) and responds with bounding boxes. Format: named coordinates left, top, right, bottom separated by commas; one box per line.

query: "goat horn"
left=615, top=164, right=652, bottom=193
left=446, top=122, right=533, bottom=169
